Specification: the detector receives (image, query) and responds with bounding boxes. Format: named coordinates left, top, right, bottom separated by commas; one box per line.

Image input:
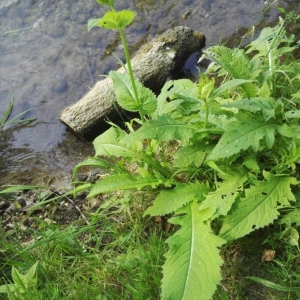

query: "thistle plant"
left=76, top=3, right=300, bottom=299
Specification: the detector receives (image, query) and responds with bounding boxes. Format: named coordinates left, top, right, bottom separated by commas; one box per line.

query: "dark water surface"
left=0, top=0, right=299, bottom=187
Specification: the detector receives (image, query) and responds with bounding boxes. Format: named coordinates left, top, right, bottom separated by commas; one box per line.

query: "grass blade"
left=248, top=276, right=300, bottom=292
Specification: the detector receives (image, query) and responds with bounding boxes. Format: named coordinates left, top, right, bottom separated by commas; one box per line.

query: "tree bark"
left=59, top=26, right=206, bottom=140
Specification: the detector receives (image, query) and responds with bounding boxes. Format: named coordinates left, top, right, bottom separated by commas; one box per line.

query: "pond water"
left=0, top=0, right=299, bottom=188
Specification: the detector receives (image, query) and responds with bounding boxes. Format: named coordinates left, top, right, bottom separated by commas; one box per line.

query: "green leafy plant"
left=0, top=262, right=38, bottom=299
left=76, top=4, right=300, bottom=299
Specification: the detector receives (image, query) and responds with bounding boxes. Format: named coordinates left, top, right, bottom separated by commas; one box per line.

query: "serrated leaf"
left=285, top=110, right=300, bottom=119
left=170, top=79, right=198, bottom=100
left=122, top=115, right=196, bottom=143
left=161, top=202, right=226, bottom=300
left=156, top=79, right=198, bottom=116
left=144, top=182, right=210, bottom=217
left=200, top=171, right=248, bottom=219
left=243, top=156, right=260, bottom=172
left=173, top=143, right=210, bottom=168
left=156, top=81, right=175, bottom=116
left=88, top=174, right=168, bottom=198
left=213, top=79, right=254, bottom=97
left=219, top=173, right=298, bottom=241
left=277, top=124, right=300, bottom=138
left=246, top=24, right=287, bottom=58
left=93, top=126, right=142, bottom=157
left=203, top=46, right=256, bottom=97
left=92, top=127, right=171, bottom=177
left=222, top=97, right=275, bottom=119
left=210, top=114, right=277, bottom=160
left=88, top=10, right=135, bottom=31
left=280, top=209, right=300, bottom=227
left=109, top=71, right=157, bottom=114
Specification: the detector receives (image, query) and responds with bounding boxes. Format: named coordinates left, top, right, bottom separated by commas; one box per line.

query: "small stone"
left=5, top=223, right=14, bottom=229
left=87, top=198, right=101, bottom=210
left=44, top=218, right=52, bottom=225
left=16, top=197, right=27, bottom=207
left=0, top=201, right=10, bottom=210
left=20, top=224, right=27, bottom=231
left=6, top=204, right=16, bottom=214
left=77, top=174, right=88, bottom=181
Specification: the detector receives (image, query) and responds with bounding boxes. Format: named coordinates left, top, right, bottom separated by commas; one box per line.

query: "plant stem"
left=119, top=28, right=145, bottom=122
left=144, top=155, right=172, bottom=179
left=203, top=98, right=209, bottom=128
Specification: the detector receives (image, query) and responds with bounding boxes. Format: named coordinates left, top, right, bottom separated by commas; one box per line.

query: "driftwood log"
left=59, top=26, right=206, bottom=140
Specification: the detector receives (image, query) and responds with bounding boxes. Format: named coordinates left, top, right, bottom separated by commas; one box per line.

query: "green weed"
left=0, top=93, right=35, bottom=129
left=73, top=2, right=300, bottom=299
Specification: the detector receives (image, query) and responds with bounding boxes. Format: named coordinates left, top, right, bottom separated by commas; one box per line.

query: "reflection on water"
left=0, top=0, right=298, bottom=185
left=0, top=125, right=94, bottom=187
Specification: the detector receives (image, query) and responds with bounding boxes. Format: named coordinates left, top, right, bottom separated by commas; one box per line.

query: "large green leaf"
left=88, top=174, right=170, bottom=198
left=173, top=143, right=211, bottom=168
left=155, top=79, right=199, bottom=117
left=246, top=23, right=291, bottom=59
left=285, top=110, right=300, bottom=119
left=213, top=79, right=254, bottom=97
left=144, top=182, right=210, bottom=217
left=109, top=71, right=157, bottom=114
left=200, top=171, right=248, bottom=219
left=209, top=114, right=277, bottom=160
left=161, top=202, right=226, bottom=300
left=93, top=126, right=142, bottom=157
left=88, top=10, right=135, bottom=31
left=122, top=115, right=197, bottom=143
left=222, top=97, right=276, bottom=119
left=93, top=127, right=172, bottom=178
left=279, top=209, right=300, bottom=227
left=220, top=172, right=298, bottom=241
left=203, top=46, right=256, bottom=97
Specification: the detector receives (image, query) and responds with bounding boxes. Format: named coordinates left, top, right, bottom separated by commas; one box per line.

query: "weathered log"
left=59, top=26, right=206, bottom=140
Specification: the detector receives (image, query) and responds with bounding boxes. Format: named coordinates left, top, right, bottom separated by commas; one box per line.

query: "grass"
left=0, top=190, right=166, bottom=299
left=0, top=93, right=35, bottom=129
left=1, top=188, right=300, bottom=299
left=216, top=228, right=300, bottom=300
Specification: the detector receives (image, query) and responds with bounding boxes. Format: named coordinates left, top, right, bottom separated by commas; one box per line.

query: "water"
left=0, top=0, right=298, bottom=187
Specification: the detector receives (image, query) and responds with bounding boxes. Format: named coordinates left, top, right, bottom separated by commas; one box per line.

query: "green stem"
left=119, top=28, right=145, bottom=122
left=143, top=155, right=172, bottom=179
left=203, top=98, right=209, bottom=128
